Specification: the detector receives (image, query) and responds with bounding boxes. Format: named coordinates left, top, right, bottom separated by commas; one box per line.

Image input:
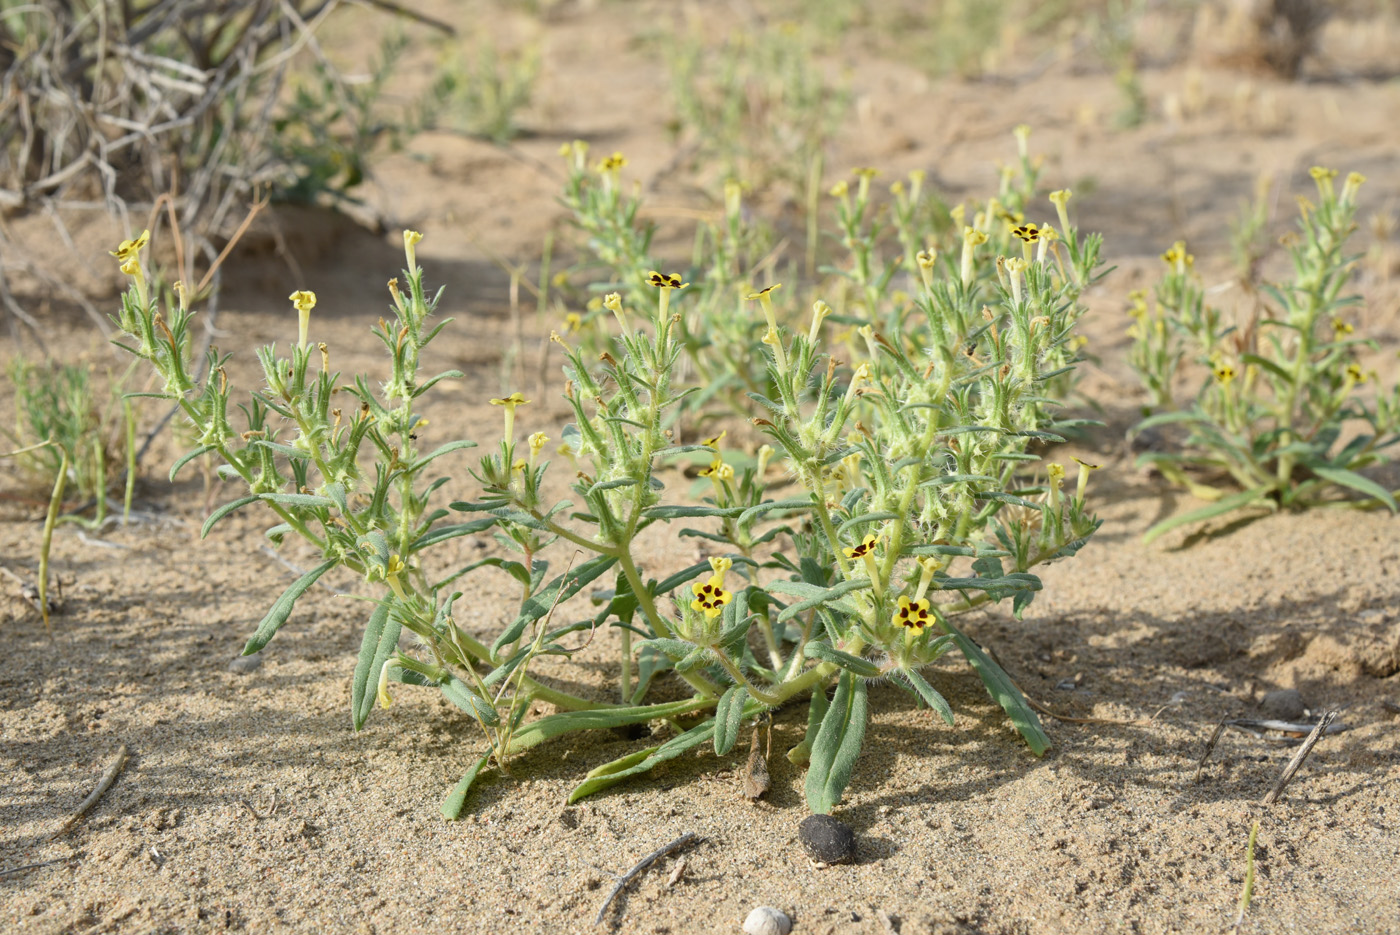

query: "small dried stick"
left=1262, top=710, right=1337, bottom=804
left=51, top=745, right=128, bottom=838
left=0, top=855, right=80, bottom=878
left=595, top=832, right=699, bottom=926
left=1194, top=716, right=1229, bottom=782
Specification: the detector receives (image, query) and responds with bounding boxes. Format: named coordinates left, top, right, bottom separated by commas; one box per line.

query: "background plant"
left=421, top=38, right=540, bottom=143
left=0, top=0, right=452, bottom=341
left=4, top=354, right=140, bottom=624
left=556, top=127, right=1086, bottom=430
left=1130, top=168, right=1400, bottom=543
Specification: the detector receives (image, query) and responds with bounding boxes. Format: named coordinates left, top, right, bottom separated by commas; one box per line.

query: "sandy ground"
left=3, top=2, right=1400, bottom=933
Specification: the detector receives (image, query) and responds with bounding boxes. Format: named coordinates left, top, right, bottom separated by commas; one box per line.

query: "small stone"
left=743, top=906, right=792, bottom=935
left=799, top=814, right=856, bottom=866
left=228, top=653, right=262, bottom=674
left=1261, top=689, right=1305, bottom=721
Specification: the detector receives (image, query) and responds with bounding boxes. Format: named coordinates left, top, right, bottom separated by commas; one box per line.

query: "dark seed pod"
left=798, top=814, right=856, bottom=866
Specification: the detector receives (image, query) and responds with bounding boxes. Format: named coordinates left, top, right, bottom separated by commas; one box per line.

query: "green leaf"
left=440, top=753, right=491, bottom=820
left=737, top=495, right=815, bottom=528
left=652, top=560, right=715, bottom=597
left=805, top=671, right=868, bottom=813
left=786, top=683, right=831, bottom=765
left=492, top=554, right=617, bottom=653
left=918, top=473, right=996, bottom=489
left=802, top=642, right=881, bottom=679
left=942, top=619, right=1049, bottom=755
left=1133, top=409, right=1210, bottom=432
left=903, top=668, right=955, bottom=726
left=169, top=445, right=216, bottom=482
left=439, top=674, right=501, bottom=727
left=241, top=559, right=337, bottom=654
left=252, top=439, right=312, bottom=461
left=410, top=517, right=497, bottom=550
left=259, top=492, right=337, bottom=509
left=633, top=637, right=702, bottom=660
left=1142, top=486, right=1274, bottom=544
left=770, top=577, right=870, bottom=623
left=414, top=369, right=465, bottom=399
left=713, top=684, right=749, bottom=756
left=836, top=511, right=900, bottom=536
left=642, top=504, right=746, bottom=519
left=630, top=643, right=673, bottom=705
left=406, top=439, right=477, bottom=473
left=567, top=720, right=715, bottom=803
left=351, top=603, right=400, bottom=730
left=201, top=495, right=260, bottom=539
left=504, top=698, right=711, bottom=757
left=1310, top=465, right=1397, bottom=512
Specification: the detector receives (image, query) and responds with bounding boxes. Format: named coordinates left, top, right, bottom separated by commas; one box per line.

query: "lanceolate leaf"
left=713, top=684, right=749, bottom=756
left=439, top=674, right=501, bottom=727
left=169, top=444, right=216, bottom=482
left=241, top=559, right=337, bottom=655
left=903, top=668, right=955, bottom=726
left=805, top=671, right=869, bottom=814
left=568, top=720, right=715, bottom=803
left=201, top=495, right=260, bottom=538
left=351, top=602, right=400, bottom=730
left=1309, top=465, right=1397, bottom=512
left=802, top=642, right=882, bottom=679
left=1142, top=486, right=1274, bottom=544
left=492, top=554, right=618, bottom=653
left=942, top=619, right=1049, bottom=756
left=440, top=753, right=491, bottom=820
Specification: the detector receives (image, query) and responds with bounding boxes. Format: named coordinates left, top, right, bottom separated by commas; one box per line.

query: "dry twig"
left=1262, top=709, right=1338, bottom=804
left=51, top=744, right=129, bottom=838
left=595, top=832, right=700, bottom=926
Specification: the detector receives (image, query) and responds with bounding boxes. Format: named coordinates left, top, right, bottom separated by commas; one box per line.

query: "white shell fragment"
left=743, top=906, right=792, bottom=935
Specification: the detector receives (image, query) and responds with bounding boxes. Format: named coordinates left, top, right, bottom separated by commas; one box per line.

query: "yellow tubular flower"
left=746, top=283, right=783, bottom=331
left=1014, top=124, right=1031, bottom=159
left=690, top=575, right=732, bottom=619
left=403, top=230, right=423, bottom=272
left=1341, top=171, right=1366, bottom=206
left=384, top=553, right=408, bottom=601
left=603, top=292, right=627, bottom=331
left=289, top=290, right=317, bottom=349
left=528, top=432, right=549, bottom=466
left=701, top=431, right=727, bottom=449
left=1049, top=189, right=1073, bottom=238
left=893, top=595, right=932, bottom=634
left=1309, top=166, right=1338, bottom=202
left=960, top=226, right=988, bottom=288
left=489, top=392, right=530, bottom=444
left=843, top=533, right=880, bottom=560
left=1071, top=456, right=1100, bottom=504
left=724, top=179, right=743, bottom=221
left=809, top=301, right=832, bottom=343
left=915, top=250, right=937, bottom=292
left=648, top=272, right=687, bottom=320
left=110, top=230, right=150, bottom=264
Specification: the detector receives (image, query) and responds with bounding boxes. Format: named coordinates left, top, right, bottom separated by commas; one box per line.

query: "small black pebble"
left=799, top=814, right=856, bottom=865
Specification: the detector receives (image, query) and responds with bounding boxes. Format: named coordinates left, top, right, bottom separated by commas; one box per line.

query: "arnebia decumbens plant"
left=111, top=195, right=1102, bottom=816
